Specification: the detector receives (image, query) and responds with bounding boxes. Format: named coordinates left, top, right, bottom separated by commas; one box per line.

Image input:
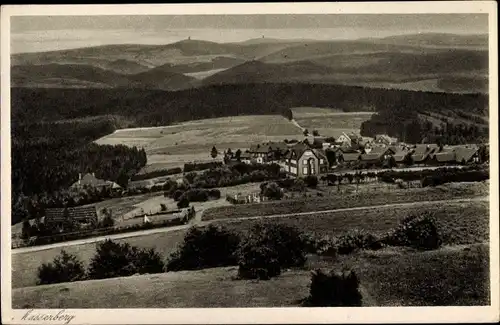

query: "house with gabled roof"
left=375, top=134, right=398, bottom=146
left=411, top=144, right=440, bottom=165
left=338, top=152, right=361, bottom=164
left=248, top=142, right=288, bottom=163
left=336, top=132, right=363, bottom=148
left=284, top=143, right=328, bottom=177
left=455, top=146, right=481, bottom=164
left=393, top=149, right=413, bottom=166
left=70, top=173, right=121, bottom=192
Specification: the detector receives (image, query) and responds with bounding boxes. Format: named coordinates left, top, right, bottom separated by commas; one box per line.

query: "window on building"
left=320, top=159, right=324, bottom=164
left=303, top=167, right=308, bottom=175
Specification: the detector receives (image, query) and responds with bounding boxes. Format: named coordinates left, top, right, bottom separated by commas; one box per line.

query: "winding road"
left=13, top=196, right=487, bottom=255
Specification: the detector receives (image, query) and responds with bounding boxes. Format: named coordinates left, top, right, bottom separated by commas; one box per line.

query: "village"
left=13, top=127, right=489, bottom=251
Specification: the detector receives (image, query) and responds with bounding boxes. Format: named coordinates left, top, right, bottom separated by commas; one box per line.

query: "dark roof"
left=240, top=151, right=252, bottom=159
left=312, top=149, right=328, bottom=161
left=455, top=147, right=479, bottom=162
left=45, top=206, right=98, bottom=223
left=369, top=146, right=395, bottom=156
left=393, top=150, right=411, bottom=162
left=342, top=152, right=361, bottom=161
left=360, top=153, right=382, bottom=161
left=433, top=151, right=457, bottom=162
left=413, top=144, right=439, bottom=157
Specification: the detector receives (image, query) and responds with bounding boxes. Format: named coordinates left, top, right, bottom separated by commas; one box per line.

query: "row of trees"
left=360, top=101, right=488, bottom=145
left=12, top=116, right=148, bottom=225
left=12, top=84, right=486, bottom=128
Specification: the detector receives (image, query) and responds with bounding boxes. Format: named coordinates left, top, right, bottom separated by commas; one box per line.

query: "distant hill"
left=11, top=64, right=132, bottom=88
left=373, top=33, right=488, bottom=49
left=127, top=68, right=198, bottom=91
left=10, top=33, right=489, bottom=94
left=203, top=60, right=337, bottom=85
left=11, top=64, right=197, bottom=90
left=152, top=56, right=245, bottom=74
left=258, top=40, right=425, bottom=63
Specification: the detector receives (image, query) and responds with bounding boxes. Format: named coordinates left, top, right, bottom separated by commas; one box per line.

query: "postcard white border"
left=1, top=2, right=499, bottom=324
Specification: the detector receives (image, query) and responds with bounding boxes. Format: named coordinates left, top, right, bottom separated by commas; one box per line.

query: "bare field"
left=96, top=115, right=303, bottom=170
left=14, top=243, right=489, bottom=308
left=290, top=107, right=374, bottom=137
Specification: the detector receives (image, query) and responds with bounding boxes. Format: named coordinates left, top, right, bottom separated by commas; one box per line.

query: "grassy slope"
left=202, top=182, right=488, bottom=221
left=13, top=243, right=489, bottom=308
left=12, top=188, right=488, bottom=289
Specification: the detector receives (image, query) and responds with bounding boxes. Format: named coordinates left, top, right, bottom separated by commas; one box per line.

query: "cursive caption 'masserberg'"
left=21, top=309, right=76, bottom=324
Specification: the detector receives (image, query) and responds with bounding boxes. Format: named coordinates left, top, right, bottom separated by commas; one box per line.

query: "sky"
left=11, top=14, right=489, bottom=53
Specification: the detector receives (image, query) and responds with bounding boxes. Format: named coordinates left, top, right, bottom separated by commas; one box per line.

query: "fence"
left=226, top=193, right=268, bottom=205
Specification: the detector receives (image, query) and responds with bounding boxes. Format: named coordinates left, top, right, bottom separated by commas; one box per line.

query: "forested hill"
left=11, top=84, right=488, bottom=128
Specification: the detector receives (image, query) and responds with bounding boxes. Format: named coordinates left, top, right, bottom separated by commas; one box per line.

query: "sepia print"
left=1, top=2, right=498, bottom=324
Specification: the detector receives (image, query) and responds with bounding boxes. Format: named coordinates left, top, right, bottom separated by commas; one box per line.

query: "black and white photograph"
left=1, top=2, right=498, bottom=324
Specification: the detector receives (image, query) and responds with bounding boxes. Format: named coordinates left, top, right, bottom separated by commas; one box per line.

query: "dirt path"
left=13, top=196, right=487, bottom=255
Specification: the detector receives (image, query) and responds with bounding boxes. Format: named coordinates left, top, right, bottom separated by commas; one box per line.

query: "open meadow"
left=202, top=181, right=488, bottom=221
left=13, top=242, right=489, bottom=308
left=95, top=115, right=304, bottom=170
left=290, top=107, right=374, bottom=138
left=12, top=193, right=487, bottom=289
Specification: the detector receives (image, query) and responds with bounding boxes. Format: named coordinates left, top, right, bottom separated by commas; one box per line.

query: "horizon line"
left=11, top=30, right=489, bottom=55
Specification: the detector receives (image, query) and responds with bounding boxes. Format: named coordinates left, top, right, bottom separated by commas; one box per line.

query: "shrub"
left=237, top=244, right=281, bottom=280
left=21, top=220, right=32, bottom=240
left=177, top=197, right=190, bottom=209
left=99, top=213, right=115, bottom=228
left=237, top=223, right=307, bottom=279
left=384, top=212, right=442, bottom=250
left=173, top=189, right=184, bottom=201
left=336, top=229, right=381, bottom=255
left=304, top=175, right=318, bottom=188
left=37, top=250, right=86, bottom=285
left=304, top=269, right=362, bottom=306
left=261, top=182, right=284, bottom=200
left=87, top=239, right=165, bottom=280
left=166, top=225, right=240, bottom=271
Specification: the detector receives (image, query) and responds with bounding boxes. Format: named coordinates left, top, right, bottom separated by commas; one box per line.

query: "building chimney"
left=92, top=172, right=95, bottom=177
left=78, top=173, right=82, bottom=185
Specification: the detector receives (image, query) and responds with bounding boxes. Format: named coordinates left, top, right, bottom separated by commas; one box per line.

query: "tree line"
left=12, top=116, right=147, bottom=225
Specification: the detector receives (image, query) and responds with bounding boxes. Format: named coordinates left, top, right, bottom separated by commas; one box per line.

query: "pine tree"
left=211, top=146, right=218, bottom=159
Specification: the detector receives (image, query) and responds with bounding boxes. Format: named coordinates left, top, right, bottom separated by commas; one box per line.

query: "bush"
left=87, top=240, right=165, bottom=280
left=21, top=219, right=32, bottom=240
left=236, top=223, right=307, bottom=280
left=166, top=225, right=240, bottom=271
left=336, top=229, right=381, bottom=255
left=237, top=243, right=281, bottom=280
left=184, top=161, right=223, bottom=173
left=37, top=250, right=86, bottom=285
left=99, top=213, right=115, bottom=228
left=177, top=197, right=190, bottom=209
left=173, top=190, right=184, bottom=201
left=384, top=212, right=442, bottom=250
left=304, top=269, right=362, bottom=306
left=260, top=182, right=284, bottom=200
left=304, top=175, right=318, bottom=188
